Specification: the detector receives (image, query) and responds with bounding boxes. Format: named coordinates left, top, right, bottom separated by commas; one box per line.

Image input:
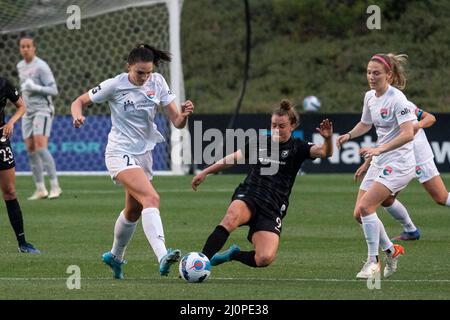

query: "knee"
left=221, top=210, right=241, bottom=231
left=357, top=203, right=372, bottom=217
left=434, top=194, right=448, bottom=206
left=142, top=192, right=160, bottom=208
left=255, top=253, right=275, bottom=267
left=2, top=185, right=16, bottom=200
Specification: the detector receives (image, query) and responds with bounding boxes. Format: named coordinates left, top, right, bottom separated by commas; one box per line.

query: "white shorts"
left=415, top=159, right=440, bottom=184
left=360, top=163, right=415, bottom=194
left=22, top=114, right=53, bottom=139
left=105, top=150, right=153, bottom=184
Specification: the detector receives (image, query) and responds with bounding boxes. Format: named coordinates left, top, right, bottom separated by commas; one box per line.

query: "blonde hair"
left=371, top=53, right=408, bottom=90
left=272, top=99, right=299, bottom=127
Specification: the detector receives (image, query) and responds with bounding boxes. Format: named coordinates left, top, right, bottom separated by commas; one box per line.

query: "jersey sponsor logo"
left=400, top=107, right=411, bottom=116
left=382, top=165, right=393, bottom=176
left=123, top=99, right=135, bottom=111
left=281, top=150, right=289, bottom=158
left=380, top=107, right=389, bottom=119
left=415, top=165, right=422, bottom=176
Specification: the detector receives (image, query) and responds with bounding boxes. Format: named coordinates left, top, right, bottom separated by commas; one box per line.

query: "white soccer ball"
left=179, top=252, right=211, bottom=283
left=303, top=95, right=321, bottom=112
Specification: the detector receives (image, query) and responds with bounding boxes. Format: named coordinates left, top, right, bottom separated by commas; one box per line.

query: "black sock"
left=202, top=225, right=230, bottom=259
left=230, top=250, right=257, bottom=267
left=5, top=199, right=26, bottom=245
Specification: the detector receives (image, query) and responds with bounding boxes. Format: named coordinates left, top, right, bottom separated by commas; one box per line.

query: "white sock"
left=378, top=218, right=394, bottom=254
left=50, top=178, right=60, bottom=190
left=111, top=211, right=137, bottom=261
left=36, top=182, right=47, bottom=193
left=384, top=199, right=417, bottom=232
left=141, top=207, right=167, bottom=262
left=446, top=193, right=450, bottom=207
left=361, top=213, right=380, bottom=262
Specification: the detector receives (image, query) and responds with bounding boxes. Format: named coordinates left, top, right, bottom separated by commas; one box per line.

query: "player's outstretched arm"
left=336, top=121, right=372, bottom=149
left=192, top=150, right=243, bottom=191
left=310, top=119, right=333, bottom=159
left=71, top=92, right=92, bottom=128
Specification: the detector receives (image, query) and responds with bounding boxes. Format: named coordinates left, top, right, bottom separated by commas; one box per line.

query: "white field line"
left=0, top=277, right=449, bottom=283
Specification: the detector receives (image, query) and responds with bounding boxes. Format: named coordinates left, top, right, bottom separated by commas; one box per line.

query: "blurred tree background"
left=181, top=0, right=450, bottom=113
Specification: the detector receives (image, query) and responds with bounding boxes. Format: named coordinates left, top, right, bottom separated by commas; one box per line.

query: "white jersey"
left=361, top=85, right=416, bottom=168
left=409, top=102, right=434, bottom=165
left=89, top=72, right=176, bottom=155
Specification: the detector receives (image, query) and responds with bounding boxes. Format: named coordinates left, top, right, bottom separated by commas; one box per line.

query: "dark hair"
left=19, top=34, right=35, bottom=46
left=272, top=99, right=299, bottom=127
left=127, top=43, right=171, bottom=66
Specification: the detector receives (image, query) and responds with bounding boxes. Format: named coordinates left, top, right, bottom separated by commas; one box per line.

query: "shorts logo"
left=383, top=166, right=393, bottom=176
left=281, top=150, right=289, bottom=158
left=380, top=108, right=389, bottom=119
left=416, top=165, right=422, bottom=175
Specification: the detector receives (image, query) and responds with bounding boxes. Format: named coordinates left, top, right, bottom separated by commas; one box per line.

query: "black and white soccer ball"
left=303, top=95, right=321, bottom=112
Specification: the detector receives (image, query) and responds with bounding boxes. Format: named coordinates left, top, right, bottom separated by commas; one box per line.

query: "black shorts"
left=231, top=187, right=286, bottom=243
left=0, top=140, right=15, bottom=171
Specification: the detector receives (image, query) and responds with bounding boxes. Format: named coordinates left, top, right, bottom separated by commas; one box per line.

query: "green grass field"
left=0, top=174, right=449, bottom=300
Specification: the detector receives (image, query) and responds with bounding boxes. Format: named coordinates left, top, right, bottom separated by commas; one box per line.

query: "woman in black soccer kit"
left=192, top=100, right=333, bottom=268
left=0, top=76, right=40, bottom=253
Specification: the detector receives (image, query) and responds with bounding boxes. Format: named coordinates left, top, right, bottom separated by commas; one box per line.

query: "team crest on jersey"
left=145, top=91, right=156, bottom=100
left=383, top=166, right=393, bottom=176
left=281, top=150, right=289, bottom=158
left=380, top=108, right=389, bottom=119
left=415, top=165, right=422, bottom=176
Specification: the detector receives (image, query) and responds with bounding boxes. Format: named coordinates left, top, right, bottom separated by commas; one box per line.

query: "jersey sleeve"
left=394, top=95, right=416, bottom=125
left=88, top=78, right=116, bottom=104
left=296, top=139, right=314, bottom=160
left=158, top=75, right=176, bottom=107
left=38, top=61, right=58, bottom=96
left=361, top=92, right=373, bottom=125
left=5, top=78, right=20, bottom=103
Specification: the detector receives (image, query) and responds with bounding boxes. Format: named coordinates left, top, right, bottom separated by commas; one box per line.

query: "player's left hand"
left=192, top=171, right=206, bottom=191
left=360, top=146, right=381, bottom=158
left=316, top=119, right=333, bottom=138
left=181, top=100, right=194, bottom=117
left=0, top=121, right=14, bottom=140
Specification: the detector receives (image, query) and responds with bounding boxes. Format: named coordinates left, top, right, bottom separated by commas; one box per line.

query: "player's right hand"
left=73, top=116, right=85, bottom=128
left=192, top=172, right=206, bottom=191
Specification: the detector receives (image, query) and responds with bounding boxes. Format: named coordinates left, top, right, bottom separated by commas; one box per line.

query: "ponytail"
left=272, top=99, right=299, bottom=127
left=127, top=43, right=171, bottom=66
left=371, top=53, right=408, bottom=90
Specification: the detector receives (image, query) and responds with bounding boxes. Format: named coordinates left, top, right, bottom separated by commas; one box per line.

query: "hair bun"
left=280, top=99, right=292, bottom=111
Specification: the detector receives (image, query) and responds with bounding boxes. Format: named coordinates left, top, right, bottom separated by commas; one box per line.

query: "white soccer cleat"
left=27, top=190, right=49, bottom=200
left=384, top=244, right=405, bottom=278
left=356, top=260, right=381, bottom=279
left=48, top=187, right=62, bottom=199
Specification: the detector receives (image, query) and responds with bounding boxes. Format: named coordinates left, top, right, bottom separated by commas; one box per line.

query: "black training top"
left=0, top=77, right=20, bottom=136
left=238, top=135, right=314, bottom=213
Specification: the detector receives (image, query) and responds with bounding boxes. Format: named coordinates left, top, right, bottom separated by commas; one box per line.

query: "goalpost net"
left=0, top=0, right=191, bottom=175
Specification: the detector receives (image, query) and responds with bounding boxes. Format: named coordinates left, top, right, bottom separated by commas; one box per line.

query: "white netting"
left=0, top=0, right=187, bottom=174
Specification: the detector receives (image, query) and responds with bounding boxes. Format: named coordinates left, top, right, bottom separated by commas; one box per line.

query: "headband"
left=371, top=55, right=392, bottom=70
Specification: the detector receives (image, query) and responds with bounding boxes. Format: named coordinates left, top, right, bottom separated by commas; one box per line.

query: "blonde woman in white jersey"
left=336, top=53, right=416, bottom=279
left=356, top=104, right=450, bottom=241
left=71, top=44, right=194, bottom=279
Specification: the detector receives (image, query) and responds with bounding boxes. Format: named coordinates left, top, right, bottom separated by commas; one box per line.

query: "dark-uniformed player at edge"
left=192, top=99, right=333, bottom=268
left=0, top=76, right=40, bottom=253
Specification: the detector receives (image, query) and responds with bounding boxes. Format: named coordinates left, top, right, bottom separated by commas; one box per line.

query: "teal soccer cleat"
left=159, top=248, right=181, bottom=276
left=210, top=244, right=240, bottom=266
left=102, top=252, right=126, bottom=279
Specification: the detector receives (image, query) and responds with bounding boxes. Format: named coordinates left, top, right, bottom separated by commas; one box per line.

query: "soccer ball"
left=179, top=252, right=211, bottom=283
left=303, top=95, right=321, bottom=112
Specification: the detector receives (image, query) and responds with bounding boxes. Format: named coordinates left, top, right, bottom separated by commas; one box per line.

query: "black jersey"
left=0, top=77, right=20, bottom=138
left=237, top=135, right=314, bottom=215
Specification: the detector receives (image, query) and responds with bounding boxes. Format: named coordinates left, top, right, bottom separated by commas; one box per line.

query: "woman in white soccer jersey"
left=336, top=53, right=416, bottom=279
left=17, top=36, right=62, bottom=200
left=70, top=44, right=194, bottom=279
left=355, top=104, right=450, bottom=241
